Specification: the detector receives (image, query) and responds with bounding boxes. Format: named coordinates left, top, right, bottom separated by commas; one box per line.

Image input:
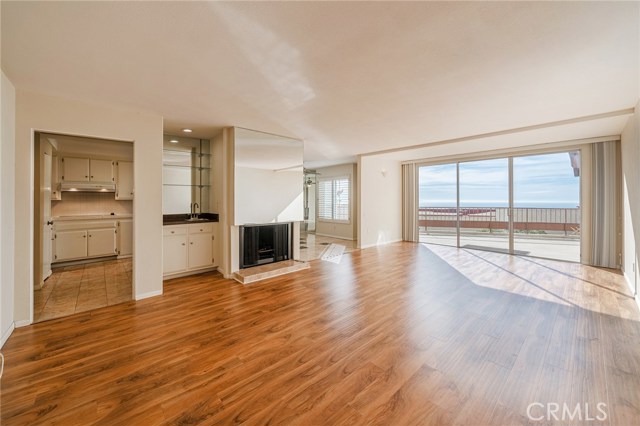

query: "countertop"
left=163, top=213, right=219, bottom=225
left=52, top=214, right=133, bottom=221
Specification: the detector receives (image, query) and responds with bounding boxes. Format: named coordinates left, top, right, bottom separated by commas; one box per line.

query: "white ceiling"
left=2, top=1, right=638, bottom=166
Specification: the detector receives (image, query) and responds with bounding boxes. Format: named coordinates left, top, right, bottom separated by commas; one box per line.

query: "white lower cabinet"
left=55, top=230, right=88, bottom=261
left=188, top=232, right=213, bottom=269
left=53, top=219, right=121, bottom=263
left=163, top=223, right=218, bottom=277
left=163, top=227, right=188, bottom=275
left=117, top=219, right=133, bottom=257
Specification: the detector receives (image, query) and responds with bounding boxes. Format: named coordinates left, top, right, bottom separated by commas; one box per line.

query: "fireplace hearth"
left=239, top=223, right=292, bottom=269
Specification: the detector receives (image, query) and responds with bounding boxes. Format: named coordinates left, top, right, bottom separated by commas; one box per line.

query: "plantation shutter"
left=317, top=177, right=350, bottom=221
left=333, top=178, right=350, bottom=221
left=318, top=179, right=333, bottom=220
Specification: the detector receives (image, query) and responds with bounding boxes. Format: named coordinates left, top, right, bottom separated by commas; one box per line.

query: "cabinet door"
left=62, top=157, right=90, bottom=182
left=90, top=159, right=114, bottom=182
left=118, top=220, right=133, bottom=256
left=51, top=155, right=61, bottom=200
left=54, top=230, right=88, bottom=261
left=188, top=232, right=213, bottom=270
left=88, top=228, right=117, bottom=257
left=163, top=234, right=188, bottom=275
left=115, top=161, right=134, bottom=200
left=211, top=224, right=218, bottom=267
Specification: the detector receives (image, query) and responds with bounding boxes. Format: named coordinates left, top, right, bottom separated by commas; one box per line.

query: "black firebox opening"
left=240, top=223, right=291, bottom=269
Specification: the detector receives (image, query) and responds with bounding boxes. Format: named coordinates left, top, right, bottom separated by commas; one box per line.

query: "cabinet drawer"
left=188, top=223, right=213, bottom=234
left=163, top=226, right=187, bottom=236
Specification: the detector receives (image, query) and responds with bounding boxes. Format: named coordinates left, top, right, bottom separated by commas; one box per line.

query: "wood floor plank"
left=2, top=242, right=639, bottom=425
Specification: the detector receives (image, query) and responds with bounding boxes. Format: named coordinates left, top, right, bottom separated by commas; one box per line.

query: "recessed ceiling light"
left=170, top=139, right=179, bottom=144
left=182, top=128, right=192, bottom=133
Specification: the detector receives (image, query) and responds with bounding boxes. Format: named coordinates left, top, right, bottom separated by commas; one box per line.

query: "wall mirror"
left=234, top=127, right=304, bottom=225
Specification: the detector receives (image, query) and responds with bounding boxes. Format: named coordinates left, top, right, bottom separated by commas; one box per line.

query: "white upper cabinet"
left=61, top=157, right=114, bottom=182
left=116, top=161, right=134, bottom=200
left=90, top=159, right=114, bottom=182
left=62, top=157, right=90, bottom=182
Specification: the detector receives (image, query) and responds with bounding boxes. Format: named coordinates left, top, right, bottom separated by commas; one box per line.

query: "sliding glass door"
left=417, top=149, right=581, bottom=262
left=418, top=163, right=457, bottom=246
left=513, top=151, right=581, bottom=262
left=459, top=158, right=510, bottom=253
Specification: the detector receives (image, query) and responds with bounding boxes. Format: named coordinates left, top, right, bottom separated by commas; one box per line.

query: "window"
left=318, top=177, right=350, bottom=222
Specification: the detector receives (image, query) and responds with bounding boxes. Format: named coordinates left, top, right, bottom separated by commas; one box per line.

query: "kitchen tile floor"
left=298, top=232, right=358, bottom=262
left=34, top=258, right=132, bottom=323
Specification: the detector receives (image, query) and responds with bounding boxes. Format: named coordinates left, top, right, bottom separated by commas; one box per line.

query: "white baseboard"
left=1, top=323, right=15, bottom=348
left=359, top=239, right=403, bottom=250
left=135, top=289, right=163, bottom=300
left=313, top=232, right=356, bottom=241
left=14, top=319, right=31, bottom=328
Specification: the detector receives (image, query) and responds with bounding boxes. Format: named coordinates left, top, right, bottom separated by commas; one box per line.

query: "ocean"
left=420, top=202, right=580, bottom=209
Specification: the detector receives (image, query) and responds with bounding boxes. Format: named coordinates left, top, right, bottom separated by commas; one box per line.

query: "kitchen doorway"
left=33, top=132, right=134, bottom=322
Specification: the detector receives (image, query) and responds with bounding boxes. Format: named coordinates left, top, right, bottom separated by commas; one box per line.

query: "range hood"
left=60, top=182, right=116, bottom=193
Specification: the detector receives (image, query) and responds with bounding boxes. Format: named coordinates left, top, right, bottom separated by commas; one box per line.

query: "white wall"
left=358, top=154, right=402, bottom=248
left=621, top=101, right=640, bottom=298
left=315, top=163, right=358, bottom=240
left=14, top=90, right=163, bottom=325
left=1, top=71, right=16, bottom=345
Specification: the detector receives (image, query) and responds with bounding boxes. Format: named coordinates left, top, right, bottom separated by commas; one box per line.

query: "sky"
left=418, top=151, right=580, bottom=208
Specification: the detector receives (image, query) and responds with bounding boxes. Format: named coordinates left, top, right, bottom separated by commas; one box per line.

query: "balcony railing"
left=418, top=207, right=581, bottom=236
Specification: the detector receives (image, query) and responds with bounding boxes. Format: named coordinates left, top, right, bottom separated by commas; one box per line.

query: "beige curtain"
left=402, top=163, right=418, bottom=242
left=591, top=141, right=618, bottom=268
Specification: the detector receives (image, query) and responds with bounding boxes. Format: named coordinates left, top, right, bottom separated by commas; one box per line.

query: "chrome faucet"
left=190, top=202, right=200, bottom=219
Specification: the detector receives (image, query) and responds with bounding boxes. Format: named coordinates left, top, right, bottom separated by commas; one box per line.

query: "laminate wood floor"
left=2, top=243, right=639, bottom=425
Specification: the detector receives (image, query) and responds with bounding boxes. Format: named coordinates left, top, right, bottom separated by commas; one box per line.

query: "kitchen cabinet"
left=62, top=157, right=90, bottom=182
left=54, top=230, right=87, bottom=261
left=51, top=155, right=61, bottom=200
left=163, top=223, right=218, bottom=278
left=188, top=231, right=213, bottom=269
left=163, top=227, right=188, bottom=275
left=89, top=159, right=114, bottom=182
left=88, top=228, right=117, bottom=257
left=53, top=219, right=119, bottom=263
left=116, top=161, right=134, bottom=200
left=117, top=219, right=133, bottom=257
left=62, top=157, right=114, bottom=182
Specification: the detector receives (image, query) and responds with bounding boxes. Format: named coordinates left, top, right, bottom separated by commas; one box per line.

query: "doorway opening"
left=34, top=132, right=134, bottom=323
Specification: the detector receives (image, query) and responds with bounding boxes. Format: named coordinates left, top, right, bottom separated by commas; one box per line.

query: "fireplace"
left=239, top=223, right=292, bottom=269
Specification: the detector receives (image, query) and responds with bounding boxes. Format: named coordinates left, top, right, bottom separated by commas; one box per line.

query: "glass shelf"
left=162, top=164, right=211, bottom=170
left=163, top=152, right=211, bottom=168
left=162, top=184, right=211, bottom=187
left=162, top=148, right=211, bottom=156
left=162, top=137, right=212, bottom=214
